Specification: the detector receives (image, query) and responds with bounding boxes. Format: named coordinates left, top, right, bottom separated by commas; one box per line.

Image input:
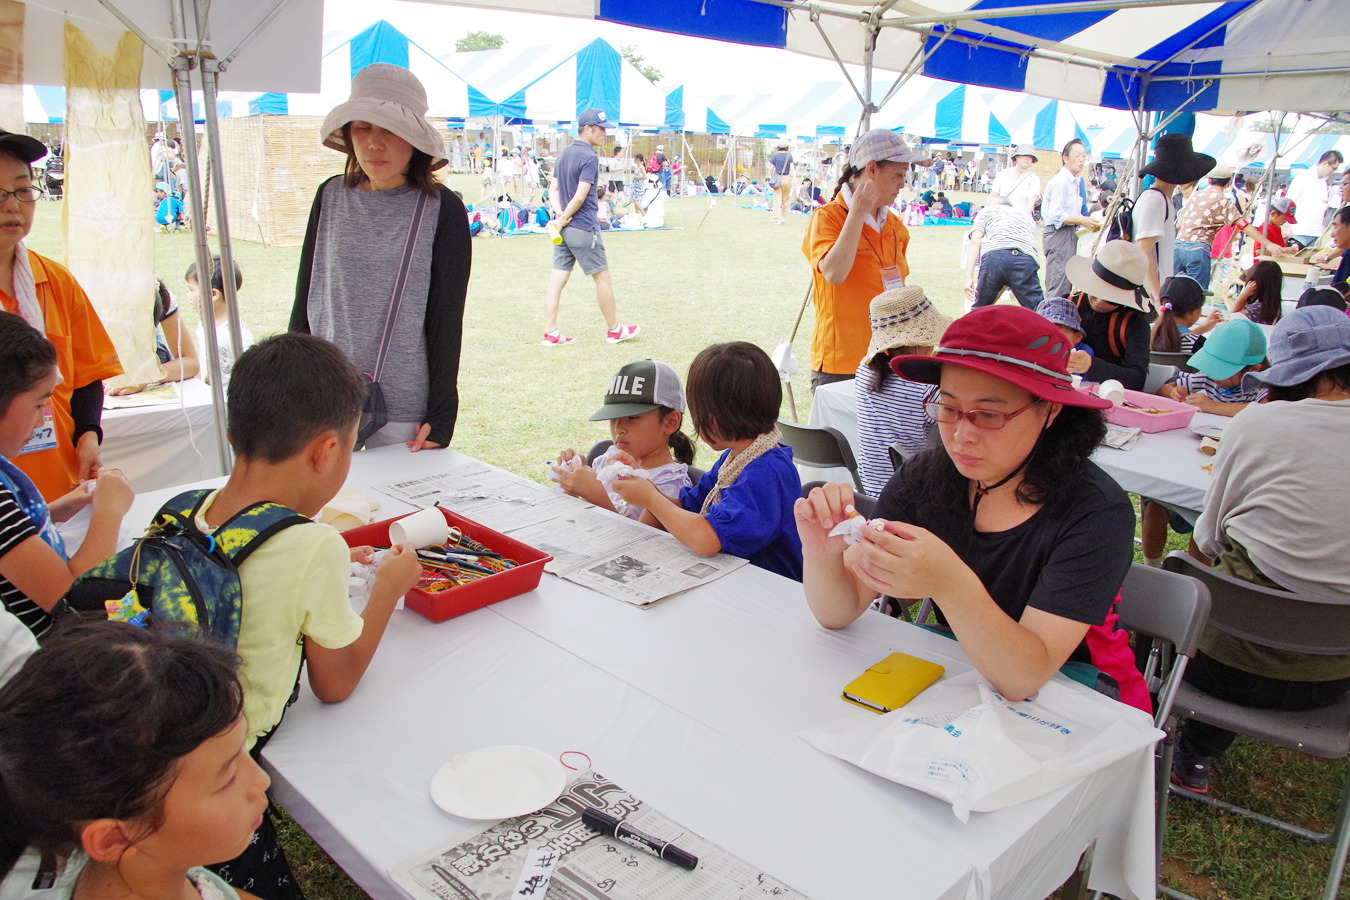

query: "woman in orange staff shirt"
left=802, top=130, right=929, bottom=392
left=0, top=131, right=121, bottom=500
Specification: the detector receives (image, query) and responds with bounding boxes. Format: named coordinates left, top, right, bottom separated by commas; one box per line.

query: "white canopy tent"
left=21, top=0, right=326, bottom=473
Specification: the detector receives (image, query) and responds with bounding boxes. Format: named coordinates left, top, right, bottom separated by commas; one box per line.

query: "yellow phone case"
left=842, top=652, right=945, bottom=713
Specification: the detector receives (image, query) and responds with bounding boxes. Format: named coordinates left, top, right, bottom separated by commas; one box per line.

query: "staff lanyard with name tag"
left=861, top=224, right=904, bottom=291
left=21, top=406, right=56, bottom=455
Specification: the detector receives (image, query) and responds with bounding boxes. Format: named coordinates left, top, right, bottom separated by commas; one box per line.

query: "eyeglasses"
left=0, top=186, right=42, bottom=204
left=924, top=399, right=1042, bottom=430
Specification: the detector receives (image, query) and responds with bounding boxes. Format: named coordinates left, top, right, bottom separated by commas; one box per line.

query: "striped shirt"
left=1171, top=370, right=1266, bottom=405
left=0, top=483, right=51, bottom=639
left=970, top=204, right=1039, bottom=257
left=854, top=364, right=939, bottom=498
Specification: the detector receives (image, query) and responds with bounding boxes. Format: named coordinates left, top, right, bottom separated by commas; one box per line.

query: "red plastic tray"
left=341, top=507, right=552, bottom=623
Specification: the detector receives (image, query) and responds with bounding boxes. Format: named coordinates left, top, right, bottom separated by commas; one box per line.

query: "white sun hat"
left=321, top=64, right=447, bottom=170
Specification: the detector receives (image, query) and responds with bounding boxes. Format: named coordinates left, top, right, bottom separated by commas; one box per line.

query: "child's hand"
left=90, top=469, right=133, bottom=517
left=609, top=449, right=639, bottom=468
left=1158, top=383, right=1179, bottom=401
left=1173, top=385, right=1190, bottom=404
left=555, top=448, right=581, bottom=467
left=556, top=463, right=600, bottom=499
left=794, top=482, right=856, bottom=558
left=1185, top=393, right=1220, bottom=414
left=349, top=545, right=375, bottom=565
left=375, top=543, right=421, bottom=596
left=1066, top=349, right=1092, bottom=374
left=611, top=475, right=658, bottom=508
left=110, top=383, right=147, bottom=396
left=1195, top=311, right=1224, bottom=333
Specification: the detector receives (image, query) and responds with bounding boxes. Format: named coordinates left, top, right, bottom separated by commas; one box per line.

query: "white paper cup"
left=389, top=507, right=449, bottom=549
left=1071, top=373, right=1083, bottom=389
left=1098, top=379, right=1125, bottom=406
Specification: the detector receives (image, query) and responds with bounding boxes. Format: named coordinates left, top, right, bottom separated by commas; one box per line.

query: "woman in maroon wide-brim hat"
left=796, top=304, right=1150, bottom=712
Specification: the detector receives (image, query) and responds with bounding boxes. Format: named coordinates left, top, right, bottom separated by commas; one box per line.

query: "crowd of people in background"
left=7, top=49, right=1350, bottom=896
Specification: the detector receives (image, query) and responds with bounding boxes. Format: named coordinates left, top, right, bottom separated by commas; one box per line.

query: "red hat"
left=891, top=306, right=1111, bottom=409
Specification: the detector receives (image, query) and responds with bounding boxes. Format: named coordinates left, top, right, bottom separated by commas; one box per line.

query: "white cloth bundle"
left=799, top=670, right=1162, bottom=821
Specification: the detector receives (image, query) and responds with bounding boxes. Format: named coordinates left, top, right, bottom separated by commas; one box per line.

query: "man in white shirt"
left=990, top=144, right=1041, bottom=216
left=966, top=199, right=1044, bottom=309
left=1286, top=150, right=1345, bottom=248
left=1040, top=139, right=1100, bottom=298
left=1133, top=133, right=1215, bottom=306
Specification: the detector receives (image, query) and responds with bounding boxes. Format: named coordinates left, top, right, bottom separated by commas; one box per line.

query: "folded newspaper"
left=509, top=509, right=747, bottom=607
left=389, top=770, right=809, bottom=900
left=377, top=469, right=747, bottom=607
left=1101, top=423, right=1142, bottom=451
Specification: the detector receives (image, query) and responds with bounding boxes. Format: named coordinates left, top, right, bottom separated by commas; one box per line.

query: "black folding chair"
left=777, top=418, right=865, bottom=493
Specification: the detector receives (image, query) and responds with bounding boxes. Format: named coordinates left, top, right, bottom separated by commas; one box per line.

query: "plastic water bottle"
left=546, top=222, right=563, bottom=245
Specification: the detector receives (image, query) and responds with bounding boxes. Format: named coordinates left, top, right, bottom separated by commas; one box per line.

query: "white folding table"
left=122, top=445, right=1161, bottom=900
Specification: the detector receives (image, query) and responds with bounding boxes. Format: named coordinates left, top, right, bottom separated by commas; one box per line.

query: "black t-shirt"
left=875, top=456, right=1135, bottom=655
left=1075, top=297, right=1151, bottom=391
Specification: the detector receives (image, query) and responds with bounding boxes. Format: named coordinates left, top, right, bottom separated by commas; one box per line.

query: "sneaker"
left=540, top=331, right=576, bottom=347
left=1171, top=750, right=1213, bottom=793
left=605, top=324, right=640, bottom=344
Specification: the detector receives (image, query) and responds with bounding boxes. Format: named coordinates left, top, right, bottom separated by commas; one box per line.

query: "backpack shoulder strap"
left=210, top=501, right=313, bottom=568
left=154, top=489, right=213, bottom=530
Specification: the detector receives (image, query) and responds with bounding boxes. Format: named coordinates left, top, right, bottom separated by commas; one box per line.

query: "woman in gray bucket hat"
left=291, top=63, right=471, bottom=451
left=1173, top=306, right=1350, bottom=793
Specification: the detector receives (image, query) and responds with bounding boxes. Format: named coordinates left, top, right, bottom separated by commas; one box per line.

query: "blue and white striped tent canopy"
left=140, top=20, right=476, bottom=122
left=445, top=38, right=669, bottom=127
left=424, top=0, right=1349, bottom=116
left=664, top=87, right=730, bottom=134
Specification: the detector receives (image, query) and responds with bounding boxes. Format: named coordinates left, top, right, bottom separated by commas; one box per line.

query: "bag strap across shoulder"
left=372, top=189, right=432, bottom=383
left=155, top=490, right=310, bottom=568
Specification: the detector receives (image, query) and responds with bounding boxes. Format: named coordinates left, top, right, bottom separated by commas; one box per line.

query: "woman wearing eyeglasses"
left=796, top=305, right=1148, bottom=711
left=0, top=131, right=123, bottom=501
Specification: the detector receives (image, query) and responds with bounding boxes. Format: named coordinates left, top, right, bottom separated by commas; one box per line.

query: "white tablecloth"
left=101, top=378, right=224, bottom=493
left=807, top=378, right=1216, bottom=514
left=125, top=446, right=1160, bottom=900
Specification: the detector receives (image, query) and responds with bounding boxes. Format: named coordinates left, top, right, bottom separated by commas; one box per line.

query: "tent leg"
left=200, top=60, right=245, bottom=362
left=170, top=0, right=231, bottom=476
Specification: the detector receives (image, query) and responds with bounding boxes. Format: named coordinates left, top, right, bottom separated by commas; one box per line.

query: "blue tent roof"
left=443, top=0, right=1350, bottom=114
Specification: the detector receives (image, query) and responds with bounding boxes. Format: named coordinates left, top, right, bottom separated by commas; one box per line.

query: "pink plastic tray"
left=1101, top=387, right=1198, bottom=433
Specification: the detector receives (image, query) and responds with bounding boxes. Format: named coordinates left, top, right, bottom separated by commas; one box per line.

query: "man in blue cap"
left=541, top=107, right=640, bottom=347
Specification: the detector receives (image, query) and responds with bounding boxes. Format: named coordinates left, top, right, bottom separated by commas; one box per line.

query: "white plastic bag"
left=799, top=670, right=1162, bottom=821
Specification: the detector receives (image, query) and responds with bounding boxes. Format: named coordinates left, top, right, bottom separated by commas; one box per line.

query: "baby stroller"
left=44, top=156, right=64, bottom=200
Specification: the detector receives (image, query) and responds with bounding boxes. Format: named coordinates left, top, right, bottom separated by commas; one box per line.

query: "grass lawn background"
left=25, top=180, right=1350, bottom=900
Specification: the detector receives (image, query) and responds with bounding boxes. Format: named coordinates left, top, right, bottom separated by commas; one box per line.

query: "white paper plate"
left=430, top=746, right=566, bottom=820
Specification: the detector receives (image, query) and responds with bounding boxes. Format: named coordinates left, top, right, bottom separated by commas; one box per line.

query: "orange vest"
left=802, top=195, right=910, bottom=375
left=2, top=251, right=122, bottom=499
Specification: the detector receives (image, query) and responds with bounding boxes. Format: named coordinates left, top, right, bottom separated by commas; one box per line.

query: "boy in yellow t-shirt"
left=196, top=333, right=420, bottom=900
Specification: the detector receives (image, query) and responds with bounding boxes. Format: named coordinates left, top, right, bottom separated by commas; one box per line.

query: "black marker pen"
left=581, top=806, right=699, bottom=871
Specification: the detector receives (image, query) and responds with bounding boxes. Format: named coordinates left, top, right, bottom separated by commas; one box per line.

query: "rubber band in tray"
left=341, top=508, right=552, bottom=623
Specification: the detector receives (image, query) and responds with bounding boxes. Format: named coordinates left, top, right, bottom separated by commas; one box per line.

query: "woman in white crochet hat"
left=291, top=63, right=471, bottom=451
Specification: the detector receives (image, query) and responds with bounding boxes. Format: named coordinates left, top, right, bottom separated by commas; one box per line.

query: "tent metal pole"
left=811, top=13, right=868, bottom=113
left=882, top=0, right=1219, bottom=27
left=169, top=1, right=232, bottom=475
left=1151, top=67, right=1350, bottom=81
left=861, top=18, right=877, bottom=132
left=221, top=0, right=295, bottom=68
left=94, top=0, right=172, bottom=63
left=199, top=58, right=245, bottom=362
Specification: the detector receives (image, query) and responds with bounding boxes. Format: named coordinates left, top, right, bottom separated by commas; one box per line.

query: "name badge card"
left=21, top=410, right=56, bottom=455
left=881, top=265, right=905, bottom=292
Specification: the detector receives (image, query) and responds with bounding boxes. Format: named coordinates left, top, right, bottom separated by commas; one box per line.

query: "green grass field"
left=24, top=184, right=1350, bottom=899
